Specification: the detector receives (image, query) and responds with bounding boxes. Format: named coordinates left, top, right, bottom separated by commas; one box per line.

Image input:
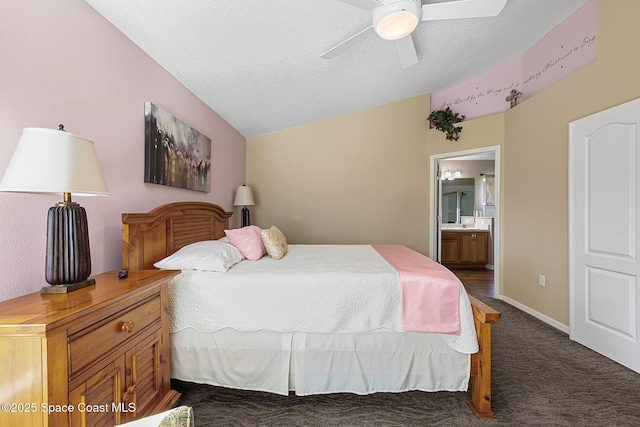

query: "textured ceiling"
left=85, top=0, right=588, bottom=138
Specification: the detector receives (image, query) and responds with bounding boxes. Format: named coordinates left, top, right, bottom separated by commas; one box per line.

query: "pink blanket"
left=372, top=244, right=460, bottom=334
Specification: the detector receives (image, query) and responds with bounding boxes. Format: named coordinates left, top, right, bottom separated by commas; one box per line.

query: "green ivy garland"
left=427, top=107, right=466, bottom=141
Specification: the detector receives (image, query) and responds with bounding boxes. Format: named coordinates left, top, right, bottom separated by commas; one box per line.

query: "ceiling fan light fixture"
left=373, top=0, right=422, bottom=41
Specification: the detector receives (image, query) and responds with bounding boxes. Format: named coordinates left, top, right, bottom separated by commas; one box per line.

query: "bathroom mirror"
left=442, top=178, right=474, bottom=223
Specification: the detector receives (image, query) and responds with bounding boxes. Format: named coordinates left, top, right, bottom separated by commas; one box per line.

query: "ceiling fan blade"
left=337, top=0, right=378, bottom=12
left=421, top=0, right=507, bottom=21
left=395, top=35, right=418, bottom=69
left=321, top=26, right=375, bottom=59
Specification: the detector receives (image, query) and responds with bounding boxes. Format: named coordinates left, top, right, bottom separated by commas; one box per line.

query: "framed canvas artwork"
left=144, top=102, right=211, bottom=192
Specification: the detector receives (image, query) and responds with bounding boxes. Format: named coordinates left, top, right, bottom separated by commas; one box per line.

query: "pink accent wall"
left=0, top=0, right=246, bottom=301
left=431, top=0, right=598, bottom=119
left=522, top=0, right=598, bottom=99
left=430, top=56, right=522, bottom=119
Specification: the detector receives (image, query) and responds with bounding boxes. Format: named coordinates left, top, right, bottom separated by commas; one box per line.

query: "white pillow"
left=154, top=240, right=244, bottom=272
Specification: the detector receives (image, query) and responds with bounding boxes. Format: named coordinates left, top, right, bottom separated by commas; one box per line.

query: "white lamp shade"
left=233, top=185, right=255, bottom=206
left=0, top=128, right=109, bottom=196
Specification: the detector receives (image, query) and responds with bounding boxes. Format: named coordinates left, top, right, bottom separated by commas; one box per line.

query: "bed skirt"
left=170, top=328, right=471, bottom=396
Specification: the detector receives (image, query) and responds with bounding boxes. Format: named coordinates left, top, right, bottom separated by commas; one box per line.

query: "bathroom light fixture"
left=454, top=169, right=462, bottom=179
left=373, top=0, right=422, bottom=41
left=234, top=184, right=255, bottom=227
left=0, top=125, right=109, bottom=293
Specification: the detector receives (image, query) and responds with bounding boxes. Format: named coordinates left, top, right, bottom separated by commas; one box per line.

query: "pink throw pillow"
left=224, top=226, right=266, bottom=261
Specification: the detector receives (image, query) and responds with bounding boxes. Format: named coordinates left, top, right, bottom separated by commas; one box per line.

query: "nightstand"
left=0, top=270, right=181, bottom=427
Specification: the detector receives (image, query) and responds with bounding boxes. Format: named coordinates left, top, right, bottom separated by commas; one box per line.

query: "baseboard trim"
left=498, top=296, right=570, bottom=334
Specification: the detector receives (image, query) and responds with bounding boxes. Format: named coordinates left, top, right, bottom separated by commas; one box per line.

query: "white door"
left=569, top=98, right=640, bottom=373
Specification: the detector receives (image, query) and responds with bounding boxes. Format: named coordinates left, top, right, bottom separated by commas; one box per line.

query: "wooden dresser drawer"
left=68, top=295, right=161, bottom=378
left=0, top=270, right=180, bottom=427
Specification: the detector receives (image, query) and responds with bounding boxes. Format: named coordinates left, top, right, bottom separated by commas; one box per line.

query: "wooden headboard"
left=122, top=202, right=232, bottom=270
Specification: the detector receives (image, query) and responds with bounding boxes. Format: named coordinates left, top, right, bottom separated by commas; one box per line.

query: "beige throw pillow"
left=262, top=226, right=288, bottom=260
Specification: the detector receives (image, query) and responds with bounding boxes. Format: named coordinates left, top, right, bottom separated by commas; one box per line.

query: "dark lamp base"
left=241, top=207, right=251, bottom=228
left=46, top=203, right=93, bottom=286
left=41, top=278, right=96, bottom=294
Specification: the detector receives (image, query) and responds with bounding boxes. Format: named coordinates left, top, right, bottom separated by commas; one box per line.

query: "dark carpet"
left=172, top=296, right=640, bottom=426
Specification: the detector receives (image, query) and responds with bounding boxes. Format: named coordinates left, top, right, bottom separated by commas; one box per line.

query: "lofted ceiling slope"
left=85, top=0, right=589, bottom=138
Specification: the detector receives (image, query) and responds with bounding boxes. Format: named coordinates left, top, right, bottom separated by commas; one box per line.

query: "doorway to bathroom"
left=429, top=146, right=500, bottom=297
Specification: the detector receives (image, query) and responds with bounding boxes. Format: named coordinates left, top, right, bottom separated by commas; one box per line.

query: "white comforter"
left=168, top=245, right=478, bottom=354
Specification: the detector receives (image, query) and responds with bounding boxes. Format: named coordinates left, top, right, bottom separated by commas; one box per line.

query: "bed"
left=122, top=202, right=500, bottom=418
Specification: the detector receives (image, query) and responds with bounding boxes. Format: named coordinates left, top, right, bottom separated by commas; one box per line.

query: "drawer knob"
left=120, top=320, right=135, bottom=333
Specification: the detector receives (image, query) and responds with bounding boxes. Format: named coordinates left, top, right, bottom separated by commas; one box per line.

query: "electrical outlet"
left=539, top=275, right=546, bottom=287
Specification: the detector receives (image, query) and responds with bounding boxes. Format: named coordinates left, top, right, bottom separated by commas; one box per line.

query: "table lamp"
left=233, top=184, right=254, bottom=227
left=0, top=125, right=109, bottom=293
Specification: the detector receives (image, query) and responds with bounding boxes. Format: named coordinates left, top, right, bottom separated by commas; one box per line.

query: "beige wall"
left=247, top=0, right=640, bottom=326
left=247, top=94, right=433, bottom=254
left=502, top=0, right=640, bottom=324
left=247, top=94, right=504, bottom=256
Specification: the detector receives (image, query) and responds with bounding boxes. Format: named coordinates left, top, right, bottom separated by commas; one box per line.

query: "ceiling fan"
left=321, top=0, right=508, bottom=68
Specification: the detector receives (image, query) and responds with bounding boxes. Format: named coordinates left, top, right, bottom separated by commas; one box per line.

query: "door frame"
left=429, top=145, right=501, bottom=297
